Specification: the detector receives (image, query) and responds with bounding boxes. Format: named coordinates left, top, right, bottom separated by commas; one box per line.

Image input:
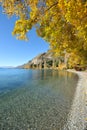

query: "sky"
left=0, top=8, right=49, bottom=67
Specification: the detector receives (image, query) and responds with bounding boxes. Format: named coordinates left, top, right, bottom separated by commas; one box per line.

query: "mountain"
left=18, top=50, right=54, bottom=69
left=17, top=50, right=87, bottom=70
left=0, top=66, right=14, bottom=69
left=18, top=50, right=66, bottom=69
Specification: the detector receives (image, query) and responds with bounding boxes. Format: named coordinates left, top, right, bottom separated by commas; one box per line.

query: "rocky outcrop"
left=18, top=50, right=66, bottom=69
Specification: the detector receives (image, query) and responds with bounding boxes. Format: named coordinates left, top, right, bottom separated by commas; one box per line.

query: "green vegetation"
left=0, top=0, right=87, bottom=68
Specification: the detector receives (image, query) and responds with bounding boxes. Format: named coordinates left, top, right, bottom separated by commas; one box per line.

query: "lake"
left=0, top=69, right=78, bottom=130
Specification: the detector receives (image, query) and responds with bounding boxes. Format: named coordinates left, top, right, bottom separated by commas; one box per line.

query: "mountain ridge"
left=17, top=50, right=66, bottom=70
left=18, top=50, right=56, bottom=69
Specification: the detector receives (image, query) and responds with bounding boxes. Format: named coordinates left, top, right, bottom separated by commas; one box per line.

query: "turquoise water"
left=0, top=69, right=78, bottom=130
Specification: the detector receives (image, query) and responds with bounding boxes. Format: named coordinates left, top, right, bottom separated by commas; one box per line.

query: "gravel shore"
left=63, top=70, right=87, bottom=130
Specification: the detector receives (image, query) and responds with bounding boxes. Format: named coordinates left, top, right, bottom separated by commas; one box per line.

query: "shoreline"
left=63, top=69, right=87, bottom=130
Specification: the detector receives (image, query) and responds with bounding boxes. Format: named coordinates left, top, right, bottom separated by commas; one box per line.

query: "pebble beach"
left=63, top=70, right=87, bottom=130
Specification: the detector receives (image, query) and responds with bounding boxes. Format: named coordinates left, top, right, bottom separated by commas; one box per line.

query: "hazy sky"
left=0, top=7, right=49, bottom=67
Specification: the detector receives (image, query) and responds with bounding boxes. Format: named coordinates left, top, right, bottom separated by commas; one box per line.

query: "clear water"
left=0, top=69, right=78, bottom=130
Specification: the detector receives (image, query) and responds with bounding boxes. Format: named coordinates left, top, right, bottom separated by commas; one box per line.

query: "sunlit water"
left=0, top=69, right=78, bottom=130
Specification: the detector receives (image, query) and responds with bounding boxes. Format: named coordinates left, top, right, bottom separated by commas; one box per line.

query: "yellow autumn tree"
left=0, top=0, right=87, bottom=67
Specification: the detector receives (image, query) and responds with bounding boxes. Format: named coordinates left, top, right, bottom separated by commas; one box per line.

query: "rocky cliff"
left=18, top=50, right=54, bottom=69
left=18, top=50, right=65, bottom=69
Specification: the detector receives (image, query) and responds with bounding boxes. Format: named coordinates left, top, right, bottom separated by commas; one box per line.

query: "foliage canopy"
left=0, top=0, right=87, bottom=67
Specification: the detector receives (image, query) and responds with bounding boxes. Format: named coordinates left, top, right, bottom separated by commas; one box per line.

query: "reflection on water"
left=0, top=69, right=78, bottom=130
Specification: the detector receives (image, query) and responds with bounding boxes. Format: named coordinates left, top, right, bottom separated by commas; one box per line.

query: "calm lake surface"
left=0, top=69, right=78, bottom=130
